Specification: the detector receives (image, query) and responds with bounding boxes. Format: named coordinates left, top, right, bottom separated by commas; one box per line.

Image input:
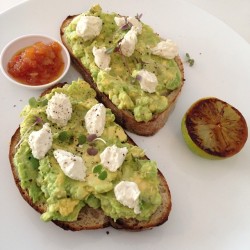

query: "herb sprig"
left=93, top=164, right=108, bottom=180
left=15, top=116, right=43, bottom=149
left=29, top=97, right=48, bottom=108
left=185, top=53, right=195, bottom=67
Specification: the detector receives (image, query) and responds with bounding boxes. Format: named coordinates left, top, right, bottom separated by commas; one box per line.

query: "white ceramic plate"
left=0, top=0, right=249, bottom=249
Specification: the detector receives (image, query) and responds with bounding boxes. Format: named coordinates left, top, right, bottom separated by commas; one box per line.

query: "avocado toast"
left=9, top=79, right=171, bottom=231
left=60, top=5, right=184, bottom=136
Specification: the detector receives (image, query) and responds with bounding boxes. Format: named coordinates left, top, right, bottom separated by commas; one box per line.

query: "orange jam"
left=7, top=41, right=64, bottom=86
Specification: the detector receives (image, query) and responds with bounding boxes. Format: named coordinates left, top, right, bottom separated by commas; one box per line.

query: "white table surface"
left=1, top=0, right=250, bottom=44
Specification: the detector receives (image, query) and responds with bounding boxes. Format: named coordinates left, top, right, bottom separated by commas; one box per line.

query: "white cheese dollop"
left=92, top=46, right=111, bottom=71
left=114, top=181, right=141, bottom=214
left=114, top=16, right=142, bottom=34
left=151, top=39, right=178, bottom=59
left=76, top=16, right=103, bottom=41
left=46, top=93, right=72, bottom=127
left=119, top=26, right=138, bottom=57
left=28, top=123, right=52, bottom=160
left=100, top=145, right=128, bottom=172
left=85, top=103, right=106, bottom=136
left=136, top=69, right=158, bottom=93
left=53, top=149, right=86, bottom=181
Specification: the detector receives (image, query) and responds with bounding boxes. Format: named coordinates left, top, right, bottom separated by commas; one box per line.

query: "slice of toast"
left=9, top=83, right=171, bottom=231
left=60, top=13, right=184, bottom=136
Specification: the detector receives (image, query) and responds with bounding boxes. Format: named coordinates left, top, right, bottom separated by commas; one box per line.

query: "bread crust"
left=60, top=15, right=185, bottom=136
left=9, top=83, right=172, bottom=231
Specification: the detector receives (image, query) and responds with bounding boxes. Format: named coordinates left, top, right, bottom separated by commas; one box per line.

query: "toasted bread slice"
left=60, top=14, right=184, bottom=136
left=9, top=83, right=171, bottom=231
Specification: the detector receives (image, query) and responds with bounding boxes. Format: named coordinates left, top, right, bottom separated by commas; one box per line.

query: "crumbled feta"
left=28, top=123, right=52, bottom=160
left=119, top=26, right=138, bottom=57
left=76, top=16, right=102, bottom=41
left=114, top=181, right=141, bottom=214
left=151, top=39, right=178, bottom=59
left=135, top=69, right=158, bottom=93
left=114, top=16, right=142, bottom=34
left=92, top=46, right=111, bottom=71
left=53, top=149, right=86, bottom=181
left=46, top=93, right=72, bottom=127
left=85, top=103, right=106, bottom=136
left=100, top=145, right=128, bottom=172
left=114, top=16, right=126, bottom=28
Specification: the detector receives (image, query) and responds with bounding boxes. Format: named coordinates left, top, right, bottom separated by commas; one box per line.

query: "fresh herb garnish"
left=98, top=171, right=108, bottom=180
left=121, top=21, right=132, bottom=31
left=58, top=131, right=69, bottom=142
left=136, top=74, right=142, bottom=82
left=57, top=131, right=74, bottom=144
left=35, top=116, right=43, bottom=124
left=29, top=97, right=37, bottom=107
left=87, top=147, right=98, bottom=156
left=105, top=41, right=122, bottom=55
left=87, top=134, right=98, bottom=142
left=105, top=47, right=115, bottom=54
left=92, top=164, right=107, bottom=180
left=78, top=134, right=86, bottom=145
left=185, top=53, right=195, bottom=67
left=93, top=137, right=107, bottom=144
left=135, top=13, right=143, bottom=21
left=15, top=116, right=43, bottom=149
left=29, top=97, right=48, bottom=108
left=93, top=164, right=103, bottom=173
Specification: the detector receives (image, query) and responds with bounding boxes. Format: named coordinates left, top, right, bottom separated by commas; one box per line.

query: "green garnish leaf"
left=93, top=164, right=103, bottom=174
left=105, top=47, right=115, bottom=54
left=29, top=97, right=48, bottom=108
left=135, top=13, right=143, bottom=21
left=93, top=165, right=108, bottom=180
left=29, top=97, right=38, bottom=108
left=40, top=99, right=48, bottom=106
left=98, top=170, right=107, bottom=180
left=185, top=53, right=195, bottom=67
left=185, top=53, right=190, bottom=59
left=58, top=131, right=69, bottom=142
left=78, top=134, right=86, bottom=145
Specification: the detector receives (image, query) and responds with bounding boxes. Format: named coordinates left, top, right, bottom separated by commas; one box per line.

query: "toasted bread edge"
left=60, top=15, right=185, bottom=136
left=9, top=83, right=172, bottom=231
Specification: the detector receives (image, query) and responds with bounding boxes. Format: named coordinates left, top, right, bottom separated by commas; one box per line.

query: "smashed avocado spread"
left=14, top=79, right=162, bottom=222
left=64, top=5, right=181, bottom=122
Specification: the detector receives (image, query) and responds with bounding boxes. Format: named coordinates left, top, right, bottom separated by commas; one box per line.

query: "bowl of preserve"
left=0, top=34, right=70, bottom=90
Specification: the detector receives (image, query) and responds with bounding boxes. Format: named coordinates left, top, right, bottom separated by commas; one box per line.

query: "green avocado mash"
left=64, top=5, right=181, bottom=122
left=14, top=79, right=162, bottom=222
